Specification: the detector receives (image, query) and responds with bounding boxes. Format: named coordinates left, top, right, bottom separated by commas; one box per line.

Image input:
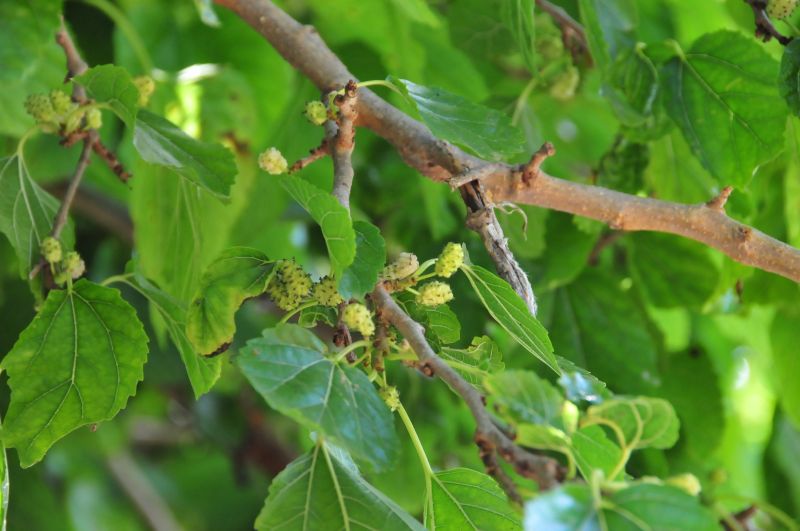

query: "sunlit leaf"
left=74, top=65, right=139, bottom=126
left=339, top=220, right=385, bottom=299
left=427, top=468, right=520, bottom=530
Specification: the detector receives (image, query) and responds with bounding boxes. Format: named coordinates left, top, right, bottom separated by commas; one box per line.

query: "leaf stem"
left=100, top=273, right=134, bottom=287
left=278, top=300, right=317, bottom=324
left=333, top=339, right=370, bottom=363
left=396, top=400, right=434, bottom=517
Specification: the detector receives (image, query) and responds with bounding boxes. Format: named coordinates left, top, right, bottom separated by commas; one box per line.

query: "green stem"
left=397, top=402, right=433, bottom=477
left=414, top=258, right=436, bottom=278
left=356, top=79, right=405, bottom=97
left=100, top=273, right=134, bottom=287
left=334, top=339, right=370, bottom=363
left=16, top=127, right=40, bottom=157
left=81, top=0, right=154, bottom=72
left=278, top=300, right=317, bottom=324
left=511, top=77, right=537, bottom=126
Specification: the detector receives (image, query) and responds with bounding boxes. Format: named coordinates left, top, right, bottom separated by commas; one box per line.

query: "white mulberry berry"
left=50, top=90, right=75, bottom=116
left=342, top=303, right=375, bottom=337
left=134, top=76, right=155, bottom=107
left=304, top=100, right=328, bottom=126
left=41, top=237, right=62, bottom=263
left=416, top=281, right=453, bottom=307
left=312, top=276, right=343, bottom=307
left=767, top=0, right=799, bottom=18
left=62, top=251, right=86, bottom=280
left=258, top=147, right=288, bottom=175
left=380, top=386, right=400, bottom=412
left=24, top=94, right=56, bottom=124
left=86, top=108, right=102, bottom=130
left=267, top=259, right=312, bottom=311
left=381, top=252, right=419, bottom=280
left=435, top=242, right=464, bottom=278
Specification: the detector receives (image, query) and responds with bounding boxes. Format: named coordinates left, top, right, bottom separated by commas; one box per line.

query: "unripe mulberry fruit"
left=342, top=303, right=375, bottom=337
left=134, top=76, right=155, bottom=107
left=50, top=89, right=75, bottom=116
left=435, top=242, right=464, bottom=278
left=665, top=473, right=702, bottom=497
left=24, top=94, right=56, bottom=123
left=767, top=0, right=799, bottom=18
left=416, top=281, right=454, bottom=307
left=41, top=237, right=62, bottom=263
left=380, top=386, right=400, bottom=412
left=304, top=100, right=328, bottom=126
left=312, top=276, right=343, bottom=307
left=64, top=108, right=85, bottom=134
left=267, top=259, right=312, bottom=311
left=86, top=108, right=102, bottom=130
left=381, top=252, right=419, bottom=280
left=62, top=251, right=86, bottom=280
left=258, top=147, right=288, bottom=175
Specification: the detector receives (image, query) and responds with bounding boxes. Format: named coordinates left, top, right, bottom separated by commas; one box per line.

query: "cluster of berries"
left=312, top=276, right=343, bottom=307
left=24, top=90, right=101, bottom=134
left=342, top=302, right=375, bottom=337
left=41, top=237, right=85, bottom=286
left=267, top=259, right=312, bottom=311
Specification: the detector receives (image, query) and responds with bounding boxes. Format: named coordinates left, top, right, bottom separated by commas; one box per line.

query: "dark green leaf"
left=439, top=336, right=503, bottom=390
left=186, top=247, right=274, bottom=356
left=602, top=47, right=660, bottom=130
left=238, top=325, right=398, bottom=471
left=771, top=309, right=800, bottom=429
left=74, top=65, right=139, bottom=126
left=579, top=0, right=637, bottom=70
left=462, top=265, right=558, bottom=373
left=428, top=468, right=520, bottom=530
left=627, top=232, right=719, bottom=309
left=661, top=31, right=786, bottom=185
left=339, top=220, right=385, bottom=299
left=3, top=280, right=149, bottom=467
left=502, top=0, right=536, bottom=73
left=279, top=176, right=356, bottom=278
left=779, top=39, right=800, bottom=116
left=256, top=442, right=424, bottom=531
left=133, top=109, right=237, bottom=199
left=389, top=78, right=524, bottom=161
left=485, top=370, right=564, bottom=427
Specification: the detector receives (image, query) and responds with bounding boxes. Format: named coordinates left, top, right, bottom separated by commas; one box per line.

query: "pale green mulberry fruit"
left=50, top=89, right=75, bottom=116
left=312, top=276, right=343, bottom=307
left=435, top=242, right=464, bottom=278
left=380, top=386, right=400, bottom=412
left=258, top=147, right=288, bottom=175
left=304, top=100, right=328, bottom=126
left=665, top=474, right=701, bottom=497
left=416, top=281, right=453, bottom=307
left=62, top=251, right=86, bottom=279
left=134, top=76, right=155, bottom=107
left=41, top=237, right=62, bottom=263
left=267, top=259, right=312, bottom=311
left=767, top=0, right=798, bottom=18
left=24, top=94, right=56, bottom=123
left=86, top=108, right=102, bottom=130
left=381, top=252, right=419, bottom=280
left=342, top=303, right=375, bottom=337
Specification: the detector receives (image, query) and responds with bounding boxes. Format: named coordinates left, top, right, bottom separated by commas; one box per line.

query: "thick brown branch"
left=217, top=0, right=800, bottom=284
left=329, top=80, right=358, bottom=209
left=372, top=285, right=563, bottom=490
left=55, top=19, right=88, bottom=100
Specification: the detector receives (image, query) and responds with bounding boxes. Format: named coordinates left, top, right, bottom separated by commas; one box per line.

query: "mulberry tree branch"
left=216, top=0, right=800, bottom=285
left=372, top=284, right=564, bottom=491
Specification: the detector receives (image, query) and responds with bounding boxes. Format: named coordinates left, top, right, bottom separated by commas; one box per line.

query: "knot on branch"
left=522, top=142, right=555, bottom=185
left=465, top=206, right=494, bottom=231
left=705, top=186, right=733, bottom=212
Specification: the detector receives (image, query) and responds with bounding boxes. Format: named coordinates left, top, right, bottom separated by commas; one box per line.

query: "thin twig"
left=371, top=284, right=564, bottom=490
left=289, top=139, right=329, bottom=173
left=52, top=132, right=96, bottom=239
left=215, top=0, right=800, bottom=284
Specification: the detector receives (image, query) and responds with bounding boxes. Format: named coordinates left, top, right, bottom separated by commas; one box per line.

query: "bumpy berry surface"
left=86, top=108, right=103, bottom=130
left=381, top=252, right=419, bottom=280
left=50, top=90, right=74, bottom=116
left=380, top=386, right=400, bottom=412
left=267, top=259, right=312, bottom=311
left=312, top=276, right=343, bottom=307
left=342, top=303, right=375, bottom=337
left=767, top=0, right=799, bottom=18
left=41, top=237, right=62, bottom=263
left=63, top=251, right=85, bottom=279
left=416, top=281, right=453, bottom=307
left=435, top=242, right=464, bottom=278
left=304, top=100, right=328, bottom=126
left=24, top=94, right=56, bottom=123
left=258, top=147, right=288, bottom=175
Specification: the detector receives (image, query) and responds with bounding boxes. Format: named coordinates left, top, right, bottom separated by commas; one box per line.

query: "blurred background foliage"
left=1, top=0, right=800, bottom=528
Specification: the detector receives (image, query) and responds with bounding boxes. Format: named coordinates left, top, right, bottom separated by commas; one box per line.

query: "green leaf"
left=397, top=292, right=461, bottom=347
left=602, top=47, right=661, bottom=131
left=2, top=280, right=149, bottom=467
left=256, top=442, right=424, bottom=531
left=427, top=468, right=520, bottom=530
left=0, top=155, right=67, bottom=276
left=524, top=484, right=600, bottom=530
left=661, top=31, right=787, bottom=185
left=485, top=370, right=564, bottom=426
left=771, top=309, right=800, bottom=429
left=516, top=424, right=574, bottom=475
left=605, top=484, right=718, bottom=530
left=0, top=0, right=63, bottom=137
left=627, top=232, right=719, bottom=309
left=388, top=0, right=440, bottom=27
left=186, top=247, right=274, bottom=356
left=120, top=272, right=222, bottom=398
left=238, top=325, right=398, bottom=471
left=339, top=220, right=385, bottom=299
left=298, top=305, right=338, bottom=328
left=279, top=176, right=356, bottom=278
left=133, top=109, right=237, bottom=199
left=779, top=39, right=800, bottom=116
left=572, top=425, right=623, bottom=480
left=439, top=336, right=503, bottom=390
left=502, top=0, right=536, bottom=73
left=0, top=413, right=7, bottom=529
left=74, top=65, right=139, bottom=127
left=461, top=265, right=558, bottom=373
left=583, top=397, right=680, bottom=451
left=556, top=357, right=610, bottom=404
left=579, top=0, right=637, bottom=70
left=389, top=78, right=524, bottom=161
